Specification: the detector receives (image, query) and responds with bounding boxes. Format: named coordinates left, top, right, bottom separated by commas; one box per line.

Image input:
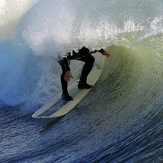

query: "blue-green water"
left=1, top=0, right=163, bottom=162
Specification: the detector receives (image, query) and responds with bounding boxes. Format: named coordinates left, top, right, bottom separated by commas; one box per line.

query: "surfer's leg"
left=58, top=61, right=73, bottom=101
left=78, top=55, right=95, bottom=89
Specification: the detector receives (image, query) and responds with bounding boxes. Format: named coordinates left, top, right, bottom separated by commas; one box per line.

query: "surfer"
left=58, top=46, right=110, bottom=101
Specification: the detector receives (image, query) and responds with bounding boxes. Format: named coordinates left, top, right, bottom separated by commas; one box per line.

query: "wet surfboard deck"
left=32, top=56, right=105, bottom=118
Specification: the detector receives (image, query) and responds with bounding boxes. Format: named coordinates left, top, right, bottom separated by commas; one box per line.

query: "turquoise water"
left=1, top=0, right=163, bottom=162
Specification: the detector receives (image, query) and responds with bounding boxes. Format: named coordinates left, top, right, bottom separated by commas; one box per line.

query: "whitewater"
left=1, top=0, right=163, bottom=162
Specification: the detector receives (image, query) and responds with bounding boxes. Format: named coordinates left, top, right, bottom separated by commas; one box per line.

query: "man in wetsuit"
left=58, top=46, right=110, bottom=101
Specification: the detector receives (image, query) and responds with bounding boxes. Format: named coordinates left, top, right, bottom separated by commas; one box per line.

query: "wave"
left=0, top=0, right=163, bottom=110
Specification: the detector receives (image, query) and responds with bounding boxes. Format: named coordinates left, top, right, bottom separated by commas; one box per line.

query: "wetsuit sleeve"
left=62, top=56, right=71, bottom=71
left=98, top=49, right=106, bottom=55
left=91, top=49, right=106, bottom=55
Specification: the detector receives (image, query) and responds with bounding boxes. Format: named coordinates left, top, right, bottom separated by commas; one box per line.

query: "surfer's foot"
left=78, top=82, right=92, bottom=89
left=62, top=94, right=73, bottom=101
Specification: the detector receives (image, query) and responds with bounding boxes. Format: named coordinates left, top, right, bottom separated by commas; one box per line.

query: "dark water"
left=1, top=0, right=163, bottom=162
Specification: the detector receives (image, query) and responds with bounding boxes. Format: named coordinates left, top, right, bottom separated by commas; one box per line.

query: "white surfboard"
left=32, top=55, right=105, bottom=118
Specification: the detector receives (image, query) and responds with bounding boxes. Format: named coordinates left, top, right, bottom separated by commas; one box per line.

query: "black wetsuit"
left=58, top=46, right=105, bottom=96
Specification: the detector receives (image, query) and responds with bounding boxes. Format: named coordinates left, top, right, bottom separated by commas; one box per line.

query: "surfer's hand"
left=64, top=71, right=74, bottom=82
left=104, top=51, right=110, bottom=58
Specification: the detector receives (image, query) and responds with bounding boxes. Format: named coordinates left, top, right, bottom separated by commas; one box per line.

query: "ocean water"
left=1, top=0, right=163, bottom=162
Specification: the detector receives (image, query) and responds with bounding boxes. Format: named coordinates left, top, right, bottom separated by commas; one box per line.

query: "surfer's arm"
left=91, top=49, right=110, bottom=58
left=62, top=56, right=74, bottom=81
left=62, top=56, right=71, bottom=71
